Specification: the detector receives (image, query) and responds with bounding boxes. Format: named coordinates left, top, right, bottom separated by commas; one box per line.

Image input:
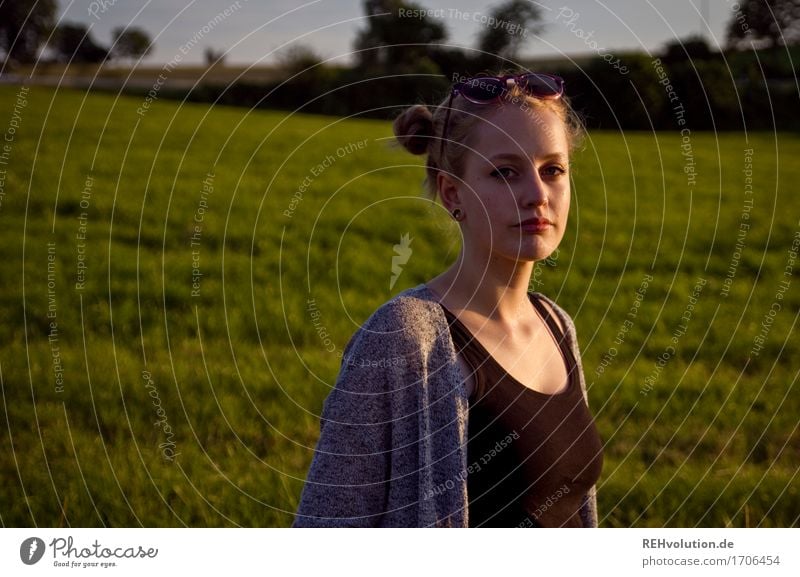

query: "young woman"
left=293, top=70, right=603, bottom=527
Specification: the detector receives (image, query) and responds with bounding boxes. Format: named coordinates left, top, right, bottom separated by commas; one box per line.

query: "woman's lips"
left=515, top=218, right=552, bottom=233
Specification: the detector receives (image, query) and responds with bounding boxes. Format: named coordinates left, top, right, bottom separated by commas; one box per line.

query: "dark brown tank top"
left=440, top=293, right=604, bottom=527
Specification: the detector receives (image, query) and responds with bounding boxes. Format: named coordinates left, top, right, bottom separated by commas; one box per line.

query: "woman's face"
left=449, top=103, right=571, bottom=264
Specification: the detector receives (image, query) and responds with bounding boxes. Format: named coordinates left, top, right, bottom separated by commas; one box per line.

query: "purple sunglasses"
left=439, top=72, right=565, bottom=158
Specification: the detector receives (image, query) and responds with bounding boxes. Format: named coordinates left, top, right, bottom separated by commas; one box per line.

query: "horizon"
left=54, top=0, right=736, bottom=68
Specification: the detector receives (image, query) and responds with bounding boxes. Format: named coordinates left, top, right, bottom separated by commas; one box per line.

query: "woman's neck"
left=427, top=248, right=535, bottom=324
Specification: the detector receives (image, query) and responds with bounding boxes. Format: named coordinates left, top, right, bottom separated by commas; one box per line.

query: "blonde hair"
left=393, top=73, right=584, bottom=200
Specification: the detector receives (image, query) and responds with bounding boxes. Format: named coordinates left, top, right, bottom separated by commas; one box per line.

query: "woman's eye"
left=542, top=164, right=567, bottom=177
left=491, top=166, right=516, bottom=179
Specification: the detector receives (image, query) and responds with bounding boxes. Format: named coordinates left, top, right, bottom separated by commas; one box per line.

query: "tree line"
left=190, top=0, right=799, bottom=131
left=1, top=0, right=797, bottom=130
left=0, top=0, right=152, bottom=65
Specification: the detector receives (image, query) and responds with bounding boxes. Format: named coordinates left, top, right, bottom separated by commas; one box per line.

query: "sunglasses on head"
left=439, top=72, right=565, bottom=158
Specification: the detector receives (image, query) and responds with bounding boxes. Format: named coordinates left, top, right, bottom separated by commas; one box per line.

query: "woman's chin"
left=502, top=238, right=557, bottom=263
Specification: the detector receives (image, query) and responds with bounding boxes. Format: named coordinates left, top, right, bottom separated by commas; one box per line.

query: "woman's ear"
left=437, top=171, right=462, bottom=213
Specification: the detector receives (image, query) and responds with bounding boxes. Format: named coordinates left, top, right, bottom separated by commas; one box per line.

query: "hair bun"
left=393, top=104, right=434, bottom=155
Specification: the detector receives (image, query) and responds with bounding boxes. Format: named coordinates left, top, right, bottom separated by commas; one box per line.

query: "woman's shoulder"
left=345, top=284, right=448, bottom=354
left=529, top=291, right=577, bottom=336
left=360, top=284, right=445, bottom=332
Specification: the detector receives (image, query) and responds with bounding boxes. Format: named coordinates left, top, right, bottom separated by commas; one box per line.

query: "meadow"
left=0, top=85, right=797, bottom=527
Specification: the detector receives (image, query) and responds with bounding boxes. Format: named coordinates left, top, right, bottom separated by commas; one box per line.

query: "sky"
left=57, top=0, right=741, bottom=66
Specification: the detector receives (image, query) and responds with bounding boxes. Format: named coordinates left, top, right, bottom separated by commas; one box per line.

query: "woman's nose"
left=522, top=172, right=548, bottom=207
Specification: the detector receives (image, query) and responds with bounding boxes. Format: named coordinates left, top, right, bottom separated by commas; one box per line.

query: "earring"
left=452, top=208, right=464, bottom=221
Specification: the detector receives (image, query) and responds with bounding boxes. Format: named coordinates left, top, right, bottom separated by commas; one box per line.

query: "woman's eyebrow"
left=488, top=152, right=524, bottom=163
left=538, top=152, right=569, bottom=164
left=489, top=152, right=568, bottom=163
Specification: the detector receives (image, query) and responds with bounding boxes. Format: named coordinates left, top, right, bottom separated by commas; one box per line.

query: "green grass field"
left=0, top=85, right=798, bottom=527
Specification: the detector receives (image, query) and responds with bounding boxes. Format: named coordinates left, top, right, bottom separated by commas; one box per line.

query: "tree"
left=726, top=0, right=800, bottom=49
left=0, top=0, right=57, bottom=65
left=204, top=47, right=226, bottom=66
left=476, top=0, right=543, bottom=65
left=111, top=27, right=152, bottom=63
left=52, top=22, right=108, bottom=64
left=353, top=0, right=447, bottom=71
left=661, top=35, right=714, bottom=64
left=277, top=44, right=323, bottom=75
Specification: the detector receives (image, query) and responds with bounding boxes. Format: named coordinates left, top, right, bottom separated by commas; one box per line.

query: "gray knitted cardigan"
left=292, top=283, right=599, bottom=528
